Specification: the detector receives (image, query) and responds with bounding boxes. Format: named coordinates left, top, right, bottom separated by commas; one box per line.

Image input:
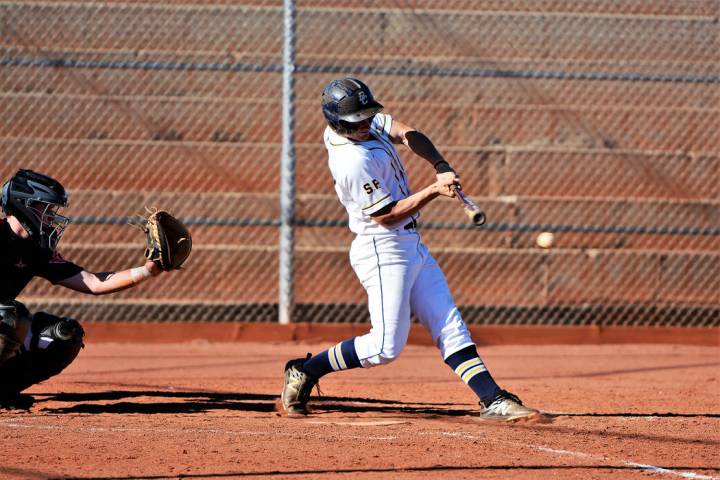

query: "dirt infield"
left=1, top=341, right=718, bottom=480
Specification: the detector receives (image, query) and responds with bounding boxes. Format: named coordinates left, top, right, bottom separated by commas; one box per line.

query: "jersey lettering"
left=325, top=113, right=412, bottom=235
left=363, top=179, right=382, bottom=195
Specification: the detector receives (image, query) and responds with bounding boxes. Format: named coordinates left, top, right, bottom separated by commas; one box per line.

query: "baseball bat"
left=451, top=186, right=486, bottom=226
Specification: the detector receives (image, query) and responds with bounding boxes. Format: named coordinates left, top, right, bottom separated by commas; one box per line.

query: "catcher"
left=0, top=169, right=191, bottom=408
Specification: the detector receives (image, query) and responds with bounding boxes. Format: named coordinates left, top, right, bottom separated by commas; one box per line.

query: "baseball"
left=536, top=231, right=555, bottom=249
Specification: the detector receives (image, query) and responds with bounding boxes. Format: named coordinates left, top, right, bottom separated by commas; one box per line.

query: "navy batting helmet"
left=1, top=169, right=70, bottom=251
left=321, top=78, right=384, bottom=135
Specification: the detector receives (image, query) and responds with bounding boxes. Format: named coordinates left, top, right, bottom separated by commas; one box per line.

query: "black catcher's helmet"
left=321, top=78, right=384, bottom=135
left=1, top=169, right=70, bottom=251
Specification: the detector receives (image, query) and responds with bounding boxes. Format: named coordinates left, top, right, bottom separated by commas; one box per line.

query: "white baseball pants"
left=349, top=231, right=475, bottom=368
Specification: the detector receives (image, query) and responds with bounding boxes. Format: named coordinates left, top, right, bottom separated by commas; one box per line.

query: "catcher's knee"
left=0, top=309, right=84, bottom=395
left=0, top=301, right=32, bottom=364
left=14, top=314, right=85, bottom=389
left=30, top=312, right=85, bottom=350
left=30, top=313, right=84, bottom=367
left=32, top=335, right=84, bottom=381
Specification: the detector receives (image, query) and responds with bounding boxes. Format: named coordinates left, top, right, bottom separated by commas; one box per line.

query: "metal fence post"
left=279, top=0, right=297, bottom=325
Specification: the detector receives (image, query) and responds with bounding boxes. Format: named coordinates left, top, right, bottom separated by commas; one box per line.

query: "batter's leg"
left=349, top=235, right=421, bottom=368
left=410, top=249, right=541, bottom=420
left=300, top=338, right=362, bottom=379
left=409, top=248, right=502, bottom=405
left=280, top=236, right=420, bottom=416
left=304, top=236, right=421, bottom=376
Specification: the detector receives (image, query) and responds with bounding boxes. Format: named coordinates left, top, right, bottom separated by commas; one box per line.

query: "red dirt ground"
left=1, top=341, right=718, bottom=480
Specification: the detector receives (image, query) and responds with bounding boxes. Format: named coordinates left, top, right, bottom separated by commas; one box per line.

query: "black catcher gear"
left=1, top=169, right=70, bottom=252
left=0, top=313, right=84, bottom=398
left=321, top=78, right=384, bottom=135
left=0, top=301, right=32, bottom=363
left=29, top=312, right=85, bottom=350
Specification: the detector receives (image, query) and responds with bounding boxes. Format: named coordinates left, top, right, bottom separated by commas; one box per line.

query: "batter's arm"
left=370, top=177, right=456, bottom=227
left=389, top=119, right=456, bottom=175
left=57, top=260, right=162, bottom=295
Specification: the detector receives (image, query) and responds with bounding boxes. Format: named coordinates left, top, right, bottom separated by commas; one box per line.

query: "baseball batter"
left=0, top=169, right=170, bottom=408
left=281, top=78, right=540, bottom=421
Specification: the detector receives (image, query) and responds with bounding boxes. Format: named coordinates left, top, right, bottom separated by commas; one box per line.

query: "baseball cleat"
left=478, top=390, right=540, bottom=422
left=281, top=354, right=318, bottom=416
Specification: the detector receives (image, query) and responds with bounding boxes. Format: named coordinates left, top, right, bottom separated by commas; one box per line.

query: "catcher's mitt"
left=130, top=209, right=192, bottom=270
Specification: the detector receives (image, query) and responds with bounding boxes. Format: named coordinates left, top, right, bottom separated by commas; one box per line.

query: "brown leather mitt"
left=131, top=209, right=192, bottom=271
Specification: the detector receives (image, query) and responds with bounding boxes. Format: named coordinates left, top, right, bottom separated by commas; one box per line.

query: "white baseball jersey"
left=325, top=113, right=418, bottom=235
left=323, top=112, right=475, bottom=368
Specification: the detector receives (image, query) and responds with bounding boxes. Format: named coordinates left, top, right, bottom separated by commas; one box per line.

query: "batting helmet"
left=1, top=169, right=70, bottom=251
left=321, top=78, right=384, bottom=135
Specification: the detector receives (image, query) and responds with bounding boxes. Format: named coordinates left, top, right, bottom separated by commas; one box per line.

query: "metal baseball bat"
left=452, top=186, right=486, bottom=226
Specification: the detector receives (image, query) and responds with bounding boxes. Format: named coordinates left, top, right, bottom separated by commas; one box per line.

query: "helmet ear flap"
left=321, top=89, right=342, bottom=132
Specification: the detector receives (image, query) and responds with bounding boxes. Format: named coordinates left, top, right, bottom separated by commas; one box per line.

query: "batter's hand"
left=434, top=172, right=460, bottom=198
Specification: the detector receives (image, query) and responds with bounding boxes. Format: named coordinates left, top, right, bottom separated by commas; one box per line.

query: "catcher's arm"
left=57, top=260, right=162, bottom=295
left=57, top=210, right=190, bottom=294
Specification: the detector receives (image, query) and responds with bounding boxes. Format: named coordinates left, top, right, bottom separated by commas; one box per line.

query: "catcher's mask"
left=321, top=77, right=384, bottom=136
left=1, top=169, right=71, bottom=252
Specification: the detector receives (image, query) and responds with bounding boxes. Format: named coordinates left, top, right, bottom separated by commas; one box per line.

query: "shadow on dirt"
left=27, top=391, right=718, bottom=429
left=56, top=464, right=720, bottom=480
left=34, top=390, right=277, bottom=414
left=553, top=412, right=720, bottom=418
left=32, top=390, right=475, bottom=416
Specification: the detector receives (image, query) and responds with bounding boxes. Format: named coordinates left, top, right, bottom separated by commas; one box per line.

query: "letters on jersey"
left=325, top=113, right=418, bottom=235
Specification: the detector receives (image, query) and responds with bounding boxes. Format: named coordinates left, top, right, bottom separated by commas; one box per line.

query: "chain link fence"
left=2, top=0, right=718, bottom=326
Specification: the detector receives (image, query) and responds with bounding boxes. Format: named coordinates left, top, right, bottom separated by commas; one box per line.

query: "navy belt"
left=403, top=219, right=417, bottom=230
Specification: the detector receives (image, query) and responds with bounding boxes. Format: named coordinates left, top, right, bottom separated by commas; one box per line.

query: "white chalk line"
left=2, top=417, right=717, bottom=478
left=427, top=431, right=718, bottom=480
left=537, top=447, right=717, bottom=480
left=628, top=462, right=716, bottom=480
